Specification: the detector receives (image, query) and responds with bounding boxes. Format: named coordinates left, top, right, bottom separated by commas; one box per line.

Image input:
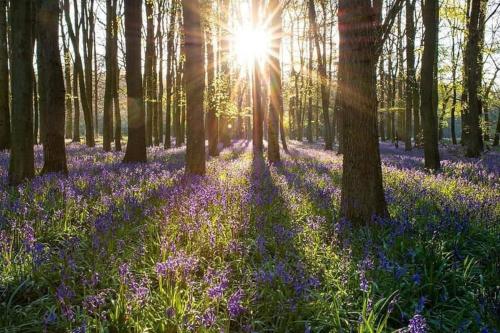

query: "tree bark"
left=157, top=0, right=164, bottom=146
left=207, top=22, right=218, bottom=156
left=339, top=0, right=389, bottom=224
left=182, top=0, right=205, bottom=175
left=103, top=0, right=114, bottom=151
left=405, top=0, right=416, bottom=150
left=219, top=0, right=231, bottom=148
left=0, top=0, right=9, bottom=150
left=82, top=0, right=95, bottom=141
left=61, top=23, right=73, bottom=140
left=267, top=0, right=281, bottom=163
left=252, top=0, right=263, bottom=153
left=164, top=0, right=176, bottom=149
left=113, top=41, right=121, bottom=151
left=8, top=0, right=35, bottom=185
left=123, top=0, right=147, bottom=162
left=37, top=0, right=67, bottom=174
left=144, top=0, right=154, bottom=147
left=63, top=0, right=94, bottom=147
left=464, top=0, right=485, bottom=157
left=308, top=0, right=332, bottom=150
left=307, top=27, right=314, bottom=143
left=420, top=0, right=440, bottom=170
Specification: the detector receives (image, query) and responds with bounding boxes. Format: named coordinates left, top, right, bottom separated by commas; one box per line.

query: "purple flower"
left=56, top=283, right=75, bottom=303
left=359, top=271, right=369, bottom=292
left=227, top=289, right=245, bottom=318
left=43, top=310, right=57, bottom=325
left=412, top=273, right=421, bottom=285
left=83, top=293, right=106, bottom=315
left=201, top=308, right=216, bottom=327
left=408, top=314, right=427, bottom=333
left=61, top=304, right=75, bottom=321
left=72, top=322, right=86, bottom=333
left=22, top=224, right=35, bottom=252
left=165, top=307, right=176, bottom=318
left=118, top=263, right=130, bottom=282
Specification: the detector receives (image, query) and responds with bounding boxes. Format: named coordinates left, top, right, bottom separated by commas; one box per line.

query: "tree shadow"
left=243, top=151, right=336, bottom=331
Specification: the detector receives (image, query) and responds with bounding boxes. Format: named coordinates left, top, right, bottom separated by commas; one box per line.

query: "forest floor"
left=0, top=141, right=498, bottom=332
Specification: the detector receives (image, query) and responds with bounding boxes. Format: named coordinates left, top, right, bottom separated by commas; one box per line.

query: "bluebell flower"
left=408, top=314, right=427, bottom=333
left=412, top=272, right=421, bottom=285
left=227, top=289, right=245, bottom=318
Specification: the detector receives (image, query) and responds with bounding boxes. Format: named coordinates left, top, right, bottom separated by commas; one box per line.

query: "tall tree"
left=420, top=0, right=440, bottom=170
left=405, top=0, right=417, bottom=151
left=8, top=0, right=35, bottom=184
left=113, top=0, right=121, bottom=151
left=144, top=0, right=154, bottom=146
left=82, top=0, right=95, bottom=141
left=156, top=0, right=164, bottom=146
left=164, top=0, right=176, bottom=149
left=252, top=0, right=263, bottom=153
left=219, top=0, right=231, bottom=148
left=61, top=21, right=73, bottom=140
left=63, top=0, right=95, bottom=147
left=308, top=0, right=333, bottom=150
left=463, top=0, right=486, bottom=157
left=123, top=0, right=147, bottom=162
left=338, top=0, right=402, bottom=223
left=206, top=15, right=219, bottom=156
left=267, top=0, right=281, bottom=163
left=182, top=0, right=205, bottom=175
left=103, top=0, right=115, bottom=151
left=37, top=0, right=67, bottom=174
left=0, top=0, right=9, bottom=150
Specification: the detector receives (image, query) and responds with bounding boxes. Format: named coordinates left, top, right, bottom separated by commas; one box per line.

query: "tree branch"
left=376, top=0, right=406, bottom=59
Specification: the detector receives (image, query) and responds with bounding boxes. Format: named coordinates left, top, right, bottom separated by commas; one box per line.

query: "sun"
left=233, top=25, right=271, bottom=67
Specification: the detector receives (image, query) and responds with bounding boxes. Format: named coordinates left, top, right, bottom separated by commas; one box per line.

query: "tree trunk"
left=82, top=0, right=95, bottom=142
left=207, top=23, right=218, bottom=156
left=420, top=0, right=440, bottom=170
left=308, top=0, right=332, bottom=150
left=72, top=60, right=80, bottom=141
left=307, top=28, right=314, bottom=143
left=450, top=27, right=458, bottom=145
left=182, top=0, right=205, bottom=175
left=62, top=24, right=73, bottom=140
left=0, top=0, right=9, bottom=150
left=103, top=0, right=114, bottom=151
left=37, top=0, right=67, bottom=174
left=123, top=0, right=147, bottom=162
left=339, top=0, right=388, bottom=224
left=157, top=0, right=164, bottom=146
left=93, top=14, right=98, bottom=139
left=113, top=45, right=121, bottom=151
left=464, top=0, right=484, bottom=157
left=405, top=0, right=416, bottom=150
left=378, top=57, right=386, bottom=142
left=252, top=0, right=263, bottom=153
left=280, top=88, right=288, bottom=152
left=8, top=0, right=35, bottom=185
left=267, top=0, right=281, bottom=163
left=144, top=0, right=154, bottom=147
left=63, top=0, right=94, bottom=147
left=33, top=67, right=39, bottom=145
left=219, top=0, right=231, bottom=148
left=164, top=0, right=176, bottom=149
